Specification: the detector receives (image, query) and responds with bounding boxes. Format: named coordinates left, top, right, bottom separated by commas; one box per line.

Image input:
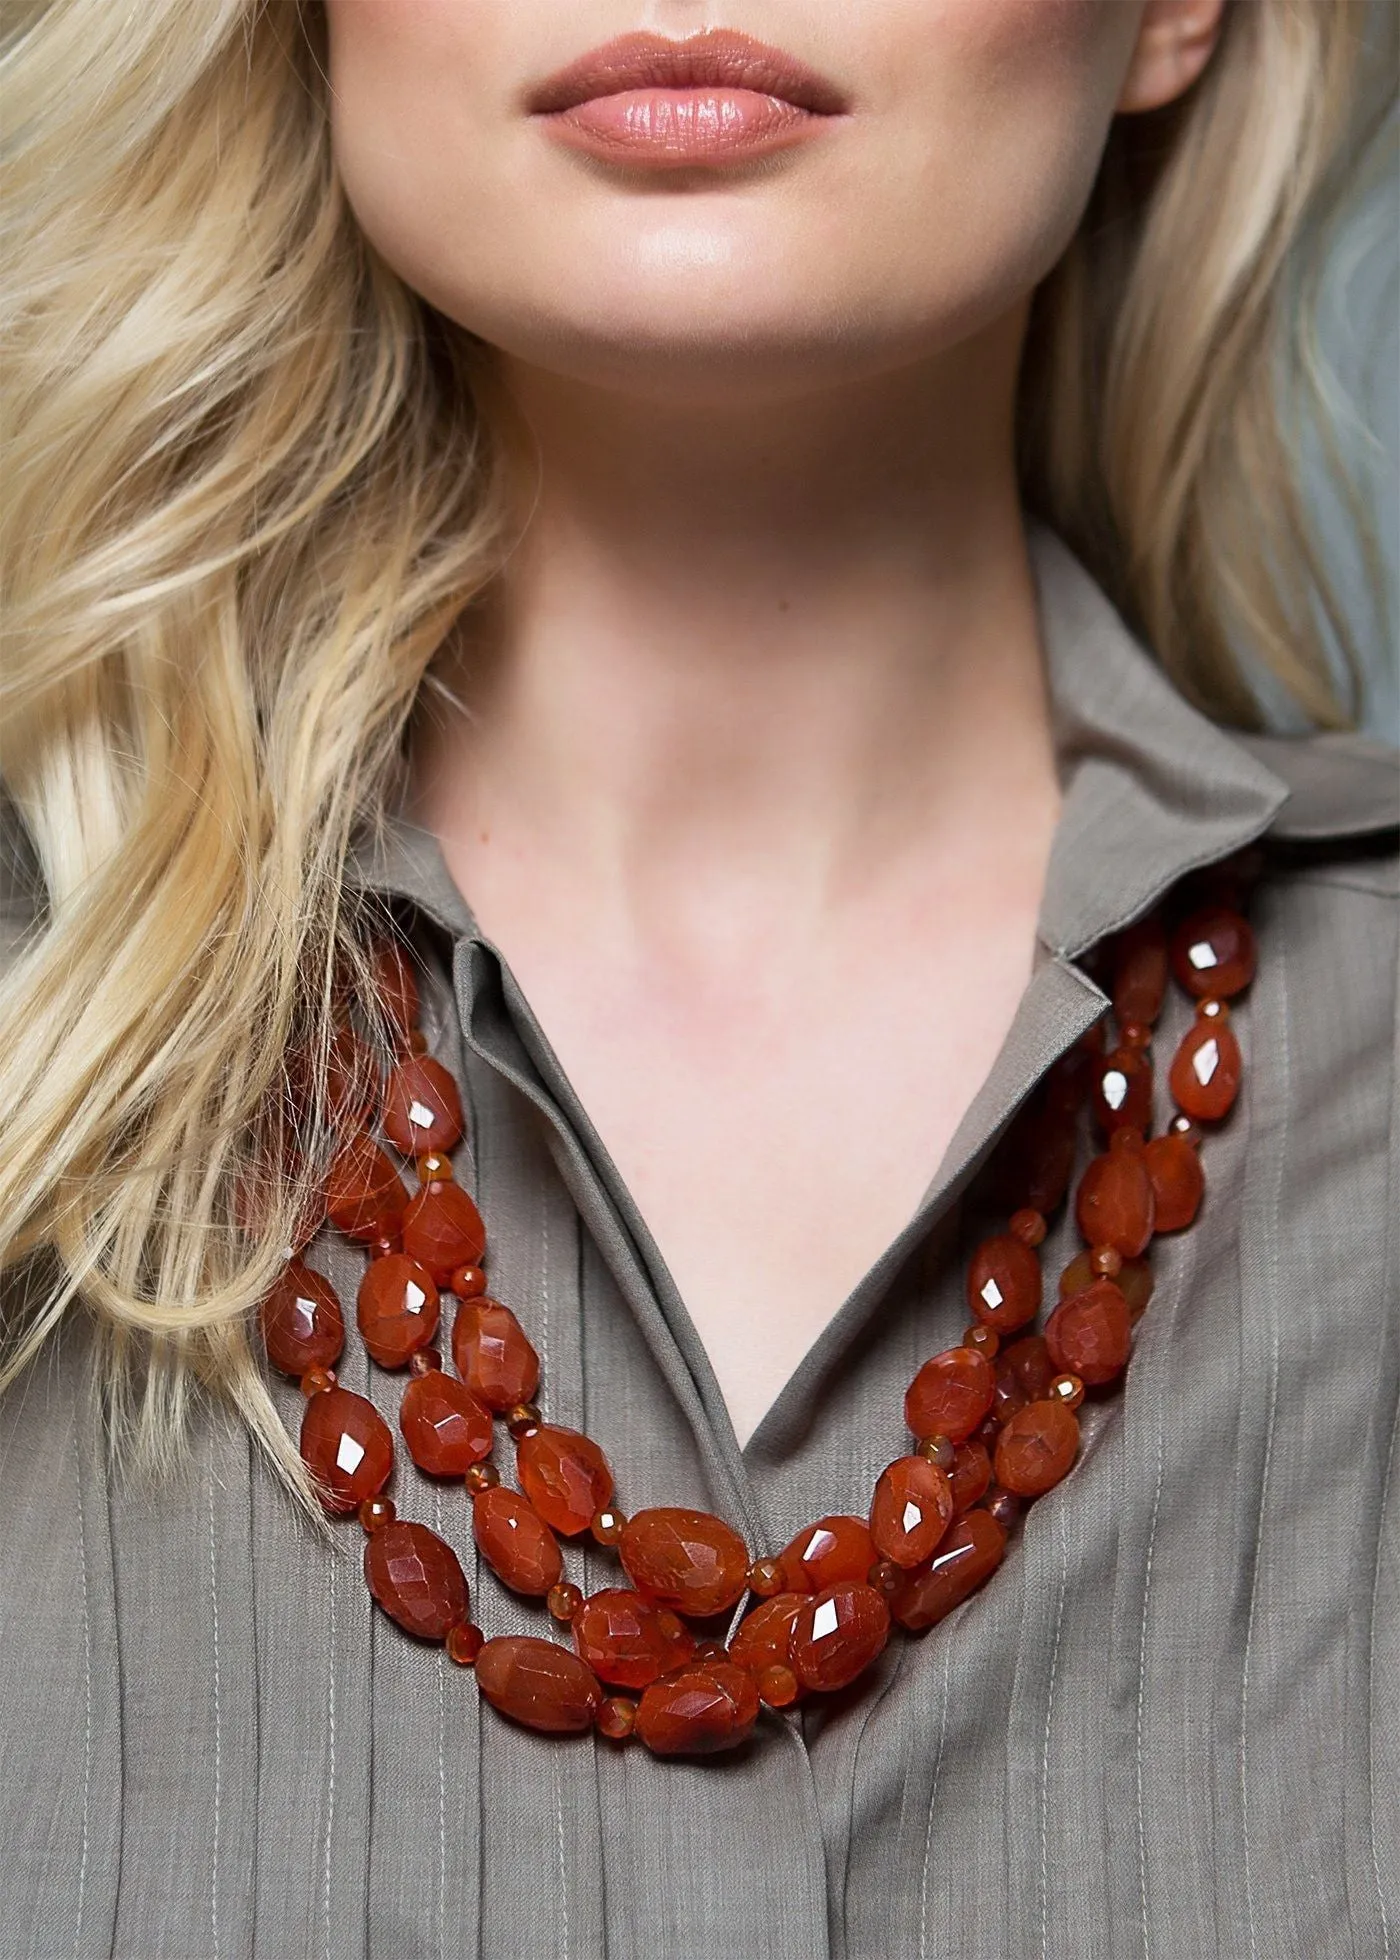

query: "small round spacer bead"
left=1049, top=1373, right=1086, bottom=1410
left=415, top=1150, right=455, bottom=1184
left=976, top=1412, right=1004, bottom=1447
left=692, top=1640, right=728, bottom=1664
left=1009, top=1207, right=1047, bottom=1247
left=917, top=1434, right=956, bottom=1471
left=1197, top=997, right=1229, bottom=1022
left=300, top=1364, right=337, bottom=1398
left=963, top=1323, right=1000, bottom=1360
left=747, top=1557, right=784, bottom=1599
left=449, top=1264, right=488, bottom=1299
left=985, top=1486, right=1022, bottom=1529
left=408, top=1346, right=443, bottom=1379
left=547, top=1582, right=583, bottom=1624
left=506, top=1401, right=542, bottom=1440
left=868, top=1558, right=903, bottom=1597
left=445, top=1622, right=484, bottom=1667
left=358, top=1495, right=396, bottom=1534
left=1120, top=1021, right=1152, bottom=1050
left=758, top=1664, right=801, bottom=1709
left=1091, top=1245, right=1123, bottom=1278
left=590, top=1505, right=627, bottom=1547
left=464, top=1461, right=500, bottom=1494
left=1169, top=1115, right=1202, bottom=1145
left=408, top=1027, right=430, bottom=1056
left=596, top=1696, right=637, bottom=1741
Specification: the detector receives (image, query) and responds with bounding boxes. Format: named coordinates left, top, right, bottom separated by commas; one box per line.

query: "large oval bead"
left=904, top=1346, right=995, bottom=1444
left=1111, top=915, right=1168, bottom=1026
left=399, top=1368, right=493, bottom=1476
left=949, top=1439, right=992, bottom=1516
left=890, top=1509, right=1007, bottom=1631
left=259, top=1259, right=343, bottom=1377
left=789, top=1583, right=891, bottom=1692
left=619, top=1507, right=749, bottom=1618
left=300, top=1386, right=394, bottom=1515
left=1091, top=1046, right=1153, bottom=1137
left=401, top=1179, right=487, bottom=1287
left=994, top=1398, right=1080, bottom=1497
left=635, top=1661, right=760, bottom=1757
left=472, top=1485, right=564, bottom=1596
left=1044, top=1278, right=1131, bottom=1387
left=516, top=1425, right=614, bottom=1537
left=966, top=1233, right=1041, bottom=1334
left=382, top=1054, right=464, bottom=1158
left=777, top=1514, right=876, bottom=1594
left=356, top=1252, right=439, bottom=1369
left=364, top=1520, right=468, bottom=1642
left=729, top=1593, right=807, bottom=1678
left=1169, top=1015, right=1242, bottom=1122
left=1170, top=905, right=1256, bottom=999
left=993, top=1333, right=1055, bottom=1423
left=325, top=1133, right=407, bottom=1242
left=572, top=1588, right=695, bottom=1689
left=1144, top=1132, right=1205, bottom=1232
left=452, top=1299, right=540, bottom=1412
left=475, top=1635, right=602, bottom=1735
left=869, top=1456, right=954, bottom=1568
left=1075, top=1137, right=1155, bottom=1256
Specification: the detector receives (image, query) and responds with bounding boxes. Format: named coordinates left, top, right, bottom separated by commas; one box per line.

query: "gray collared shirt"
left=3, top=529, right=1397, bottom=1960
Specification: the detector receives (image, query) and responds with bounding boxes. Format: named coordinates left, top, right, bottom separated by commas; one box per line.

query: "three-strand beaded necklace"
left=258, top=862, right=1256, bottom=1757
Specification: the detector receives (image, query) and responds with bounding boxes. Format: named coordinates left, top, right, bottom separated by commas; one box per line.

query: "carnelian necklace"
left=259, top=866, right=1254, bottom=1757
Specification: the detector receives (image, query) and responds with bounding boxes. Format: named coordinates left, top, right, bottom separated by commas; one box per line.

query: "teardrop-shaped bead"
left=259, top=1259, right=344, bottom=1377
left=475, top=1635, right=602, bottom=1735
left=1111, top=915, right=1168, bottom=1026
left=325, top=1133, right=408, bottom=1242
left=356, top=1252, right=440, bottom=1368
left=994, top=1398, right=1080, bottom=1497
left=992, top=1333, right=1055, bottom=1424
left=452, top=1298, right=540, bottom=1412
left=1091, top=1046, right=1153, bottom=1136
left=776, top=1514, right=876, bottom=1595
left=619, top=1508, right=749, bottom=1618
left=300, top=1386, right=394, bottom=1515
left=399, top=1368, right=493, bottom=1476
left=1170, top=905, right=1256, bottom=999
left=364, top=1519, right=468, bottom=1642
left=789, top=1583, right=891, bottom=1692
left=323, top=1022, right=381, bottom=1131
left=516, top=1425, right=614, bottom=1537
left=890, top=1509, right=1007, bottom=1631
left=869, top=1456, right=954, bottom=1569
left=472, top=1485, right=564, bottom=1596
left=401, top=1178, right=486, bottom=1286
left=904, top=1346, right=995, bottom=1444
left=1169, top=1013, right=1242, bottom=1122
left=966, top=1233, right=1042, bottom=1333
left=729, top=1593, right=807, bottom=1678
left=1075, top=1135, right=1155, bottom=1256
left=1044, top=1278, right=1131, bottom=1386
left=1144, top=1132, right=1205, bottom=1231
left=370, top=938, right=419, bottom=1047
left=382, top=1054, right=464, bottom=1158
left=635, top=1661, right=760, bottom=1757
left=572, top=1588, right=696, bottom=1689
left=949, top=1439, right=992, bottom=1515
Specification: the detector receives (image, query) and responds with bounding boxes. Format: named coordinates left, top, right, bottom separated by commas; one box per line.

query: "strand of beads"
left=256, top=876, right=1255, bottom=1759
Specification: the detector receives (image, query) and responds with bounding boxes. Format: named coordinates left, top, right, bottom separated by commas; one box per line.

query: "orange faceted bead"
left=572, top=1587, right=696, bottom=1689
left=356, top=1252, right=439, bottom=1369
left=619, top=1508, right=750, bottom=1618
left=904, top=1346, right=995, bottom=1444
left=777, top=1514, right=876, bottom=1595
left=966, top=1233, right=1042, bottom=1334
left=789, top=1583, right=891, bottom=1692
left=1144, top=1131, right=1205, bottom=1232
left=758, top=1664, right=800, bottom=1709
left=381, top=1054, right=465, bottom=1158
left=596, top=1696, right=636, bottom=1741
left=1170, top=905, right=1256, bottom=999
left=446, top=1622, right=484, bottom=1666
left=321, top=1021, right=380, bottom=1132
left=259, top=1259, right=344, bottom=1377
left=1059, top=1250, right=1153, bottom=1317
left=299, top=1386, right=394, bottom=1515
left=1044, top=1277, right=1131, bottom=1386
left=364, top=1520, right=469, bottom=1643
left=401, top=1178, right=486, bottom=1287
left=869, top=1455, right=954, bottom=1569
left=1091, top=1046, right=1153, bottom=1136
left=475, top=1635, right=602, bottom=1735
left=472, top=1485, right=564, bottom=1596
left=890, top=1509, right=1007, bottom=1631
left=452, top=1299, right=540, bottom=1412
left=994, top=1398, right=1080, bottom=1497
left=516, top=1425, right=614, bottom=1538
left=729, top=1593, right=806, bottom=1678
left=1075, top=1134, right=1155, bottom=1257
left=1169, top=1011, right=1242, bottom=1122
left=325, top=1133, right=408, bottom=1242
left=399, top=1368, right=493, bottom=1477
left=948, top=1439, right=993, bottom=1516
left=450, top=1264, right=488, bottom=1299
left=1111, top=915, right=1168, bottom=1026
left=370, top=938, right=419, bottom=1047
left=992, top=1333, right=1055, bottom=1424
left=635, top=1661, right=760, bottom=1757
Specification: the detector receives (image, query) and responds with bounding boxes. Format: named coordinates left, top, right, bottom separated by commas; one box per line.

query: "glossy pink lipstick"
left=526, top=28, right=849, bottom=168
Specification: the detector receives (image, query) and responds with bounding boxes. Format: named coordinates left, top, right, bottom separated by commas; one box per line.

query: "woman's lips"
left=526, top=28, right=849, bottom=168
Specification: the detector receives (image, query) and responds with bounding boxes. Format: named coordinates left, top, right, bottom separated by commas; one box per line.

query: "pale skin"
left=324, top=0, right=1224, bottom=1446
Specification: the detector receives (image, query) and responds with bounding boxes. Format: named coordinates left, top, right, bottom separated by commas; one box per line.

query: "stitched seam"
left=436, top=1469, right=447, bottom=1960
left=324, top=1554, right=337, bottom=1960
left=918, top=1637, right=953, bottom=1960
left=1040, top=1500, right=1069, bottom=1960
left=72, top=1438, right=93, bottom=1960
left=1370, top=1397, right=1398, bottom=1960
left=208, top=1467, right=222, bottom=1960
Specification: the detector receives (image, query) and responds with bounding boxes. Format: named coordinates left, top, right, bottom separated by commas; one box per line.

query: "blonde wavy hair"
left=0, top=0, right=1393, bottom=1499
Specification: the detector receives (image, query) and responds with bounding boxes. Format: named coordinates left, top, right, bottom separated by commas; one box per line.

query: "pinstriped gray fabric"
left=1, top=531, right=1396, bottom=1959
